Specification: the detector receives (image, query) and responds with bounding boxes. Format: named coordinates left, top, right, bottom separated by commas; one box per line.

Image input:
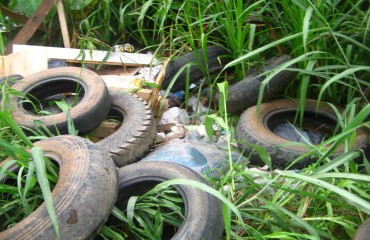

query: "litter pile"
left=0, top=45, right=369, bottom=239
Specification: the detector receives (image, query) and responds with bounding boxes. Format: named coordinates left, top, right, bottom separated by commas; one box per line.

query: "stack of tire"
left=0, top=67, right=224, bottom=239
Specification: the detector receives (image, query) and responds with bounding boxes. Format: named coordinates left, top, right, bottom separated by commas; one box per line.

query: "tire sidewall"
left=96, top=91, right=156, bottom=166
left=115, top=161, right=224, bottom=240
left=10, top=67, right=111, bottom=134
left=237, top=98, right=369, bottom=167
left=0, top=135, right=118, bottom=239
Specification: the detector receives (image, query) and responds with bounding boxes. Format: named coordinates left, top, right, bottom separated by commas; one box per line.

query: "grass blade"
left=280, top=171, right=370, bottom=214
left=0, top=112, right=32, bottom=147
left=150, top=178, right=243, bottom=222
left=32, top=147, right=60, bottom=240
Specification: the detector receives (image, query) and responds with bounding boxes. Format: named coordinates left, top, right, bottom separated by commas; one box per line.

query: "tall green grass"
left=0, top=112, right=60, bottom=238
left=1, top=0, right=369, bottom=239
left=100, top=185, right=185, bottom=240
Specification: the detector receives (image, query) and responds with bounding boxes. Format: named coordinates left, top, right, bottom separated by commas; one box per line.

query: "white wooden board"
left=0, top=49, right=48, bottom=77
left=13, top=44, right=155, bottom=66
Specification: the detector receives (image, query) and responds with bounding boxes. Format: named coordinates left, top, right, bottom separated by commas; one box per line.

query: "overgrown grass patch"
left=0, top=0, right=369, bottom=239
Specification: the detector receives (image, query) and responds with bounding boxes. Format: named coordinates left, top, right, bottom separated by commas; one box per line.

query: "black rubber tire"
left=107, top=161, right=224, bottom=240
left=236, top=98, right=369, bottom=169
left=216, top=55, right=297, bottom=114
left=95, top=91, right=156, bottom=167
left=162, top=45, right=231, bottom=92
left=0, top=135, right=118, bottom=240
left=10, top=67, right=111, bottom=134
left=354, top=218, right=370, bottom=240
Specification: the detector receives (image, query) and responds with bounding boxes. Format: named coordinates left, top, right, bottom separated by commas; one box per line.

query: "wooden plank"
left=101, top=75, right=153, bottom=102
left=0, top=6, right=46, bottom=32
left=5, top=0, right=56, bottom=55
left=101, top=75, right=145, bottom=89
left=56, top=0, right=71, bottom=48
left=13, top=44, right=155, bottom=66
left=149, top=59, right=168, bottom=118
left=0, top=49, right=48, bottom=77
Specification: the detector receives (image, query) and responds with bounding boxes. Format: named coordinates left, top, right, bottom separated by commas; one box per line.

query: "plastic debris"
left=273, top=123, right=324, bottom=144
left=166, top=92, right=183, bottom=107
left=48, top=60, right=68, bottom=68
left=135, top=65, right=162, bottom=83
left=188, top=96, right=211, bottom=124
left=142, top=130, right=246, bottom=178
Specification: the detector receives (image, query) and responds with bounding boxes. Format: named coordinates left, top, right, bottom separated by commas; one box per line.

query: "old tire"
left=216, top=55, right=297, bottom=114
left=162, top=45, right=231, bottom=92
left=0, top=135, right=118, bottom=240
left=95, top=91, right=156, bottom=167
left=108, top=161, right=224, bottom=240
left=10, top=67, right=111, bottom=134
left=236, top=98, right=369, bottom=168
left=354, top=218, right=370, bottom=240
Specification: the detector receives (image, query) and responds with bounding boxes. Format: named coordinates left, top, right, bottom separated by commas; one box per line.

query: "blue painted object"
left=142, top=135, right=246, bottom=178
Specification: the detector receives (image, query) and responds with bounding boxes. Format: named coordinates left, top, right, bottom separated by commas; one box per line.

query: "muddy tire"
left=236, top=98, right=369, bottom=168
left=354, top=218, right=370, bottom=240
left=0, top=135, right=118, bottom=240
left=108, top=161, right=224, bottom=240
left=10, top=67, right=111, bottom=134
left=162, top=45, right=231, bottom=92
left=216, top=55, right=297, bottom=114
left=95, top=92, right=156, bottom=167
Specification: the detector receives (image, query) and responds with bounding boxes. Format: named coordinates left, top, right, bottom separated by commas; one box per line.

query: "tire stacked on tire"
left=4, top=67, right=224, bottom=239
left=8, top=67, right=157, bottom=166
left=95, top=91, right=157, bottom=167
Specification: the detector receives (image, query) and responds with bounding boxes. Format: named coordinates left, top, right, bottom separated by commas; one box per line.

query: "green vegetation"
left=1, top=0, right=369, bottom=239
left=100, top=185, right=185, bottom=240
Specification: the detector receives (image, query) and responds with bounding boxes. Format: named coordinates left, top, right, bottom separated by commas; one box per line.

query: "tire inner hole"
left=102, top=180, right=185, bottom=240
left=86, top=108, right=123, bottom=142
left=266, top=110, right=338, bottom=144
left=21, top=78, right=85, bottom=115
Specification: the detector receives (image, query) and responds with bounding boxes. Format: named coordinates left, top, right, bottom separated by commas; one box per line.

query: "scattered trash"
left=188, top=96, right=211, bottom=124
left=159, top=107, right=190, bottom=126
left=113, top=43, right=135, bottom=53
left=155, top=132, right=166, bottom=144
left=185, top=125, right=208, bottom=139
left=165, top=124, right=187, bottom=141
left=135, top=65, right=162, bottom=83
left=166, top=92, right=183, bottom=107
left=174, top=90, right=185, bottom=100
